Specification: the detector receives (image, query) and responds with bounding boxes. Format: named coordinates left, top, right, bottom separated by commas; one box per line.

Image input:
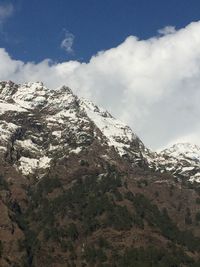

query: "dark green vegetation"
left=113, top=246, right=198, bottom=267
left=0, top=174, right=9, bottom=190
left=4, top=166, right=199, bottom=267
left=84, top=246, right=200, bottom=267
left=127, top=194, right=200, bottom=252
left=0, top=240, right=3, bottom=258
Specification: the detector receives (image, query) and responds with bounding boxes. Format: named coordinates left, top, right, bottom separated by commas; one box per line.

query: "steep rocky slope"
left=1, top=81, right=199, bottom=183
left=0, top=81, right=153, bottom=177
left=0, top=81, right=200, bottom=267
left=158, top=143, right=200, bottom=183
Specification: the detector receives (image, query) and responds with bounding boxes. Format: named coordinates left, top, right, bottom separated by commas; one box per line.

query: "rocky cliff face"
left=0, top=81, right=155, bottom=177
left=1, top=81, right=200, bottom=181
left=1, top=81, right=200, bottom=267
left=157, top=143, right=200, bottom=183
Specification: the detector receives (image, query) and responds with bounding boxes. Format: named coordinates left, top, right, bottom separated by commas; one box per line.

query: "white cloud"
left=0, top=3, right=14, bottom=25
left=60, top=31, right=75, bottom=54
left=158, top=26, right=176, bottom=35
left=1, top=21, right=200, bottom=150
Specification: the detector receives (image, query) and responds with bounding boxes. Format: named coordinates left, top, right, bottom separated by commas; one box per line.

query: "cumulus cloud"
left=158, top=26, right=176, bottom=35
left=0, top=3, right=14, bottom=25
left=60, top=31, right=75, bottom=54
left=1, top=21, right=200, bottom=150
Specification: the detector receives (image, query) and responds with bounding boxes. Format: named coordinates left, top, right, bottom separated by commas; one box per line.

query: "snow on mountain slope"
left=161, top=143, right=200, bottom=162
left=0, top=81, right=95, bottom=176
left=80, top=98, right=156, bottom=168
left=157, top=143, right=200, bottom=182
left=0, top=81, right=150, bottom=177
left=80, top=98, right=137, bottom=156
left=0, top=80, right=200, bottom=183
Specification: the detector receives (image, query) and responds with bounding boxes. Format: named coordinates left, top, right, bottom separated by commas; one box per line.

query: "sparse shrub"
left=137, top=179, right=148, bottom=188
left=169, top=185, right=174, bottom=196
left=196, top=198, right=200, bottom=204
left=79, top=159, right=89, bottom=167
left=116, top=246, right=195, bottom=267
left=98, top=237, right=110, bottom=249
left=106, top=205, right=133, bottom=230
left=0, top=240, right=3, bottom=258
left=177, top=202, right=182, bottom=212
left=125, top=191, right=134, bottom=202
left=84, top=246, right=107, bottom=264
left=0, top=175, right=8, bottom=190
left=195, top=212, right=200, bottom=222
left=67, top=223, right=79, bottom=241
left=185, top=208, right=193, bottom=225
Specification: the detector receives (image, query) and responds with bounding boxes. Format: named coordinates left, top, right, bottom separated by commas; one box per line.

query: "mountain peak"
left=161, top=142, right=200, bottom=162
left=0, top=81, right=200, bottom=183
left=157, top=142, right=200, bottom=182
left=1, top=82, right=200, bottom=266
left=0, top=81, right=151, bottom=177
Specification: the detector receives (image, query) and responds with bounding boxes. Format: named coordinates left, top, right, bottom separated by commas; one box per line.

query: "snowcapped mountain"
left=2, top=81, right=200, bottom=267
left=0, top=81, right=153, bottom=178
left=0, top=80, right=199, bottom=183
left=157, top=143, right=200, bottom=182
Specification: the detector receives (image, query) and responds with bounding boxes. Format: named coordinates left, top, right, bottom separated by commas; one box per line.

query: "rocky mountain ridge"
left=0, top=80, right=200, bottom=183
left=1, top=81, right=200, bottom=267
left=157, top=143, right=200, bottom=183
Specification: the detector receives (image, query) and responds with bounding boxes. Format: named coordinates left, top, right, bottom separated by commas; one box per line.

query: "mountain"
left=0, top=81, right=200, bottom=267
left=158, top=143, right=200, bottom=183
left=0, top=81, right=157, bottom=177
left=1, top=81, right=199, bottom=182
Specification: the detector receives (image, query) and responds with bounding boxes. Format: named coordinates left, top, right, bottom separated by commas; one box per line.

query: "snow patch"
left=81, top=98, right=136, bottom=156
left=70, top=147, right=82, bottom=154
left=16, top=139, right=40, bottom=152
left=18, top=156, right=51, bottom=175
left=52, top=131, right=62, bottom=138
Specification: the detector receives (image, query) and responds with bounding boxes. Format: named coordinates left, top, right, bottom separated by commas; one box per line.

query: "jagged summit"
left=0, top=81, right=151, bottom=177
left=0, top=81, right=75, bottom=110
left=158, top=142, right=200, bottom=182
left=0, top=81, right=199, bottom=183
left=161, top=143, right=200, bottom=161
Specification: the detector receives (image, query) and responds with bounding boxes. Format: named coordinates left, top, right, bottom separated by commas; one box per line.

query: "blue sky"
left=1, top=0, right=200, bottom=149
left=1, top=0, right=200, bottom=63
